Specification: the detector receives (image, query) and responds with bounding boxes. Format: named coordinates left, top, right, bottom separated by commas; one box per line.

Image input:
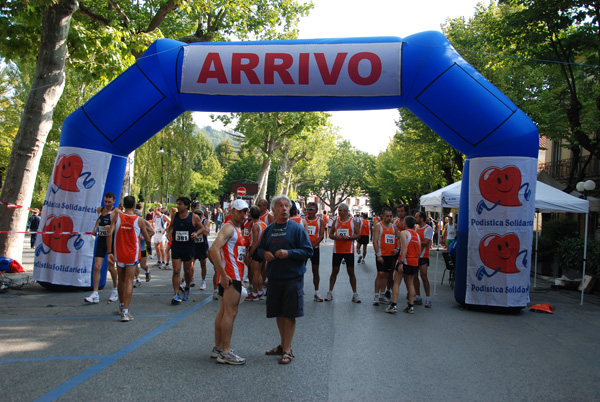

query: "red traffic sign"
left=236, top=187, right=247, bottom=197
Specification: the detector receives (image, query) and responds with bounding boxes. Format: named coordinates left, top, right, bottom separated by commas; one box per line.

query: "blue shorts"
left=266, top=277, right=304, bottom=319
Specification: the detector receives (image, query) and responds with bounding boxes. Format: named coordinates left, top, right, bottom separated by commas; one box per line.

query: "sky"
left=193, top=0, right=485, bottom=155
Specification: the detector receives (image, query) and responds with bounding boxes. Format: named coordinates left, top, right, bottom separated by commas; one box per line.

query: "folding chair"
left=441, top=252, right=455, bottom=289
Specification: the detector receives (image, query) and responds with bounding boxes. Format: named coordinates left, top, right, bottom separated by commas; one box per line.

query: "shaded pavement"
left=1, top=235, right=599, bottom=401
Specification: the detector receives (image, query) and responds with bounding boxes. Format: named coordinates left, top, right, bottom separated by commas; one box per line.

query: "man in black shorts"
left=371, top=208, right=398, bottom=306
left=326, top=203, right=362, bottom=303
left=166, top=197, right=203, bottom=304
left=257, top=195, right=313, bottom=364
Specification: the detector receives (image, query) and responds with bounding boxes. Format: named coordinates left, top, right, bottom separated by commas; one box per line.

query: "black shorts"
left=418, top=257, right=429, bottom=267
left=400, top=264, right=419, bottom=276
left=357, top=235, right=369, bottom=245
left=251, top=250, right=263, bottom=262
left=308, top=246, right=320, bottom=266
left=218, top=280, right=242, bottom=297
left=332, top=253, right=354, bottom=268
left=195, top=243, right=208, bottom=260
left=94, top=242, right=108, bottom=259
left=376, top=255, right=395, bottom=273
left=141, top=250, right=147, bottom=258
left=266, top=277, right=304, bottom=319
left=171, top=246, right=194, bottom=262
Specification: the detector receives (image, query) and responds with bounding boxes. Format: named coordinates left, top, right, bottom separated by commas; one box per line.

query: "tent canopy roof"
left=419, top=180, right=589, bottom=214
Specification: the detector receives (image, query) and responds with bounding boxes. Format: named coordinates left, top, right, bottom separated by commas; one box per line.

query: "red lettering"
left=299, top=53, right=309, bottom=85
left=314, top=53, right=347, bottom=85
left=232, top=53, right=260, bottom=84
left=348, top=52, right=381, bottom=86
left=264, top=53, right=295, bottom=85
left=197, top=53, right=228, bottom=84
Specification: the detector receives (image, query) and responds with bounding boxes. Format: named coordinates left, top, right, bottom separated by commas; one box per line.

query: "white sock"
left=91, top=291, right=98, bottom=297
left=123, top=308, right=129, bottom=315
left=375, top=293, right=379, bottom=298
left=426, top=297, right=431, bottom=302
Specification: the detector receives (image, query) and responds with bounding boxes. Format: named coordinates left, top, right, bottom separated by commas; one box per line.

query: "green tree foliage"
left=217, top=111, right=329, bottom=200
left=367, top=109, right=464, bottom=210
left=299, top=140, right=374, bottom=211
left=444, top=1, right=600, bottom=190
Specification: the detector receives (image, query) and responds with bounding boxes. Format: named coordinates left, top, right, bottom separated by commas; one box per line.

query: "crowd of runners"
left=82, top=192, right=457, bottom=364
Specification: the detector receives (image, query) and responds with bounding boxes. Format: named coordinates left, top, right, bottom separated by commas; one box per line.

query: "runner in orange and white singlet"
left=305, top=202, right=326, bottom=301
left=327, top=203, right=362, bottom=303
left=257, top=198, right=274, bottom=225
left=357, top=212, right=371, bottom=264
left=322, top=212, right=330, bottom=241
left=289, top=202, right=308, bottom=234
left=208, top=199, right=249, bottom=365
left=245, top=206, right=268, bottom=301
left=387, top=215, right=422, bottom=315
left=371, top=208, right=399, bottom=306
left=413, top=211, right=434, bottom=308
left=107, top=195, right=152, bottom=322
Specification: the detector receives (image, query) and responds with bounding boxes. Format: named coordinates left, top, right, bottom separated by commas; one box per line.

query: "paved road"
left=1, top=235, right=600, bottom=401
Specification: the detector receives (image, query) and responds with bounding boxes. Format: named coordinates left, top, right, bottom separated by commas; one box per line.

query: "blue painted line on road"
left=0, top=314, right=176, bottom=323
left=0, top=355, right=108, bottom=364
left=34, top=296, right=213, bottom=402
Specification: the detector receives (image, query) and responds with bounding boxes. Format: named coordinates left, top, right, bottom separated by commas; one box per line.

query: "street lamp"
left=576, top=179, right=596, bottom=199
left=576, top=179, right=595, bottom=306
left=158, top=145, right=165, bottom=205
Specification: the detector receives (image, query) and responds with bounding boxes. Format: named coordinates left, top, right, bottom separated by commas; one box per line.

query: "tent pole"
left=581, top=212, right=589, bottom=305
left=534, top=211, right=539, bottom=289
left=433, top=206, right=441, bottom=295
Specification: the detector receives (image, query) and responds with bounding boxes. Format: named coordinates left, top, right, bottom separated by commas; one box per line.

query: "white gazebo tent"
left=420, top=181, right=590, bottom=303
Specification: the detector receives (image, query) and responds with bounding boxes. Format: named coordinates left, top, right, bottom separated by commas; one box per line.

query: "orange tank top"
left=360, top=219, right=370, bottom=236
left=114, top=213, right=141, bottom=265
left=291, top=216, right=302, bottom=224
left=219, top=222, right=245, bottom=281
left=378, top=222, right=397, bottom=256
left=401, top=229, right=421, bottom=267
left=259, top=211, right=271, bottom=224
left=334, top=217, right=356, bottom=254
left=306, top=217, right=322, bottom=248
left=415, top=224, right=433, bottom=259
left=250, top=220, right=267, bottom=247
left=243, top=218, right=252, bottom=247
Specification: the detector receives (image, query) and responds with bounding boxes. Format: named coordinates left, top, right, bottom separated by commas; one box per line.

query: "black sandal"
left=279, top=352, right=294, bottom=364
left=265, top=345, right=283, bottom=355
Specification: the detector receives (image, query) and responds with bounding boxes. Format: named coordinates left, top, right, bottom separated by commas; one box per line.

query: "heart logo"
left=41, top=215, right=73, bottom=254
left=479, top=233, right=520, bottom=274
left=479, top=166, right=522, bottom=207
left=53, top=154, right=83, bottom=192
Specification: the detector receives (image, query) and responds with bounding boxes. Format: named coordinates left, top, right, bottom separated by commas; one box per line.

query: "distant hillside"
left=196, top=125, right=242, bottom=149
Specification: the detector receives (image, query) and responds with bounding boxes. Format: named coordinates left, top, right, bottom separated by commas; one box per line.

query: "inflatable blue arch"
left=34, top=31, right=538, bottom=310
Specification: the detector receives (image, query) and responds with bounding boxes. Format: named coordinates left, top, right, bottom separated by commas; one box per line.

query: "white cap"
left=231, top=199, right=249, bottom=211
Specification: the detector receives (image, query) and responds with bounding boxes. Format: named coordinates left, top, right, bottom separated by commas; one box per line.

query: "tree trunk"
left=0, top=0, right=78, bottom=260
left=256, top=158, right=271, bottom=200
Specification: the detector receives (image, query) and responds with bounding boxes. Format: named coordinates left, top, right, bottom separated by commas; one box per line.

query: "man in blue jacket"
left=257, top=195, right=313, bottom=365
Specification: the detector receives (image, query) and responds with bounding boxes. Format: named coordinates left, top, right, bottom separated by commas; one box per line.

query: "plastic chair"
left=441, top=252, right=455, bottom=289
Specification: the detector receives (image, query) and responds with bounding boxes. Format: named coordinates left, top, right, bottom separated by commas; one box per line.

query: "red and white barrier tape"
left=0, top=201, right=39, bottom=212
left=0, top=231, right=96, bottom=235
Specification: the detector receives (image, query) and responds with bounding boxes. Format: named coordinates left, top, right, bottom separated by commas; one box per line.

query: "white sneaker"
left=352, top=294, right=361, bottom=303
left=414, top=296, right=423, bottom=305
left=200, top=280, right=206, bottom=290
left=210, top=346, right=223, bottom=359
left=120, top=311, right=134, bottom=322
left=373, top=295, right=379, bottom=306
left=213, top=290, right=220, bottom=300
left=84, top=293, right=99, bottom=304
left=324, top=291, right=333, bottom=301
left=425, top=299, right=432, bottom=308
left=379, top=296, right=391, bottom=305
left=108, top=290, right=119, bottom=303
left=217, top=349, right=246, bottom=365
